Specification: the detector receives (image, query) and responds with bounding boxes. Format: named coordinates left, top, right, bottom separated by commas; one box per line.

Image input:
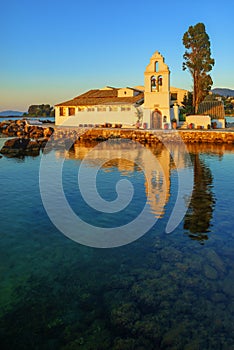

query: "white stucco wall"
left=55, top=108, right=140, bottom=127
left=186, top=115, right=211, bottom=129
left=211, top=119, right=225, bottom=128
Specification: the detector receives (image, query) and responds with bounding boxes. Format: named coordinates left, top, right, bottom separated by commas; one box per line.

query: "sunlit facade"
left=55, top=51, right=188, bottom=129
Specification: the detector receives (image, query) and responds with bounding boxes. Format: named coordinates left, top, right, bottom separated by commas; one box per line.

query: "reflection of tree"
left=184, top=154, right=215, bottom=243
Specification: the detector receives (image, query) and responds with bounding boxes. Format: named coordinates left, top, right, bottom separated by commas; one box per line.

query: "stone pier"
left=52, top=127, right=234, bottom=145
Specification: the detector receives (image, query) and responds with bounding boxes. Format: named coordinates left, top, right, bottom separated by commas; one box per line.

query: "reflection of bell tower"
left=144, top=51, right=171, bottom=128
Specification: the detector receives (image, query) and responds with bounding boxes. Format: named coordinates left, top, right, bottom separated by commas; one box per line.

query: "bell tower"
left=144, top=51, right=171, bottom=128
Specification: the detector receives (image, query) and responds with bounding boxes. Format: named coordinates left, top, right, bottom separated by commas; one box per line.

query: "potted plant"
left=212, top=121, right=217, bottom=129
left=135, top=107, right=143, bottom=129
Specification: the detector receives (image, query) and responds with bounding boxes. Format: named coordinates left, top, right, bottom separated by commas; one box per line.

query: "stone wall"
left=53, top=128, right=234, bottom=145
left=2, top=121, right=234, bottom=158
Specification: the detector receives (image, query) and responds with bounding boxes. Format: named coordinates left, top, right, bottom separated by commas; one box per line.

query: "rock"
left=0, top=119, right=54, bottom=141
left=2, top=137, right=30, bottom=149
left=37, top=137, right=49, bottom=149
left=210, top=292, right=226, bottom=303
left=43, top=127, right=54, bottom=137
left=24, top=140, right=41, bottom=156
left=221, top=272, right=234, bottom=297
left=205, top=249, right=226, bottom=273
left=160, top=247, right=183, bottom=262
left=161, top=323, right=186, bottom=347
left=0, top=138, right=34, bottom=157
left=204, top=264, right=218, bottom=280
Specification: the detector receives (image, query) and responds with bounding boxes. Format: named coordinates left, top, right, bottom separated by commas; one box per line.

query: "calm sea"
left=0, top=138, right=234, bottom=349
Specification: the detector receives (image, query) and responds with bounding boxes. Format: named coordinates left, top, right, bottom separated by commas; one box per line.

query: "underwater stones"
left=184, top=254, right=203, bottom=273
left=210, top=292, right=227, bottom=303
left=184, top=340, right=201, bottom=350
left=221, top=272, right=234, bottom=297
left=160, top=246, right=183, bottom=262
left=204, top=249, right=226, bottom=274
left=161, top=322, right=187, bottom=348
left=204, top=264, right=218, bottom=280
left=112, top=337, right=138, bottom=350
left=131, top=282, right=159, bottom=309
left=111, top=302, right=140, bottom=332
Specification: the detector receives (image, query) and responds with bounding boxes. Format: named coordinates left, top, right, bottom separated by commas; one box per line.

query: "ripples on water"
left=0, top=140, right=234, bottom=349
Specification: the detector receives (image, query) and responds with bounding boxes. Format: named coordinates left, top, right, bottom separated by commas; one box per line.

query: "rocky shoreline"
left=1, top=119, right=234, bottom=158
left=0, top=120, right=54, bottom=157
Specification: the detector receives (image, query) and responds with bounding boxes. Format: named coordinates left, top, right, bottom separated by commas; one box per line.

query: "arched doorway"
left=151, top=109, right=162, bottom=129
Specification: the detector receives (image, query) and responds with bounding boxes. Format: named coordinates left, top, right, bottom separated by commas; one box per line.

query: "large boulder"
left=24, top=140, right=41, bottom=156
left=0, top=138, right=31, bottom=157
left=43, top=127, right=54, bottom=138
left=0, top=120, right=54, bottom=139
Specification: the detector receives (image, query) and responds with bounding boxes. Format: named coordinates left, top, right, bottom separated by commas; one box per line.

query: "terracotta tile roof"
left=198, top=101, right=225, bottom=119
left=55, top=89, right=144, bottom=107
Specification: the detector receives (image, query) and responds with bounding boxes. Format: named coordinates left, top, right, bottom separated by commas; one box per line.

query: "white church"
left=55, top=51, right=188, bottom=129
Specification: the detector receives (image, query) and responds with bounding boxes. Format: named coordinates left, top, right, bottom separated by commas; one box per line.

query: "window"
left=110, top=106, right=118, bottom=112
left=151, top=75, right=157, bottom=92
left=171, top=93, right=178, bottom=101
left=59, top=107, right=66, bottom=116
left=97, top=106, right=106, bottom=112
left=121, top=105, right=131, bottom=111
left=68, top=107, right=75, bottom=116
left=155, top=61, right=159, bottom=72
left=87, top=107, right=95, bottom=112
left=158, top=75, right=163, bottom=87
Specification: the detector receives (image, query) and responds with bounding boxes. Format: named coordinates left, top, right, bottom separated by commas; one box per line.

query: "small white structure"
left=186, top=115, right=211, bottom=129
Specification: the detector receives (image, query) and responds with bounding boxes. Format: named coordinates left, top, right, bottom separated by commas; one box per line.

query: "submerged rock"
left=204, top=249, right=226, bottom=274
left=0, top=137, right=41, bottom=157
left=0, top=138, right=30, bottom=157
left=204, top=264, right=218, bottom=280
left=221, top=271, right=234, bottom=297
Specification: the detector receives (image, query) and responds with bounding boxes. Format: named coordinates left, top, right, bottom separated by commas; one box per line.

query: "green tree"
left=182, top=23, right=215, bottom=113
left=180, top=91, right=194, bottom=115
left=27, top=104, right=54, bottom=117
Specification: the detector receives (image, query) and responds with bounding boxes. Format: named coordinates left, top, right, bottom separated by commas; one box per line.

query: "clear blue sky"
left=1, top=0, right=233, bottom=111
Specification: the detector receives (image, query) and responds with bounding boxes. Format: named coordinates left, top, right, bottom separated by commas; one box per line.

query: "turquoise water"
left=0, top=141, right=234, bottom=349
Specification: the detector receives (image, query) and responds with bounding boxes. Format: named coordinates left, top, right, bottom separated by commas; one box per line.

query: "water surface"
left=0, top=141, right=233, bottom=349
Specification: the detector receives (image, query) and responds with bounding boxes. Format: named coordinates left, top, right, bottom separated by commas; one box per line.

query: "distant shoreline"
left=0, top=116, right=54, bottom=119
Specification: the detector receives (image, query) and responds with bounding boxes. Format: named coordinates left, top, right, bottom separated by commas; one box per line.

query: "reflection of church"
left=55, top=51, right=187, bottom=129
left=57, top=140, right=186, bottom=218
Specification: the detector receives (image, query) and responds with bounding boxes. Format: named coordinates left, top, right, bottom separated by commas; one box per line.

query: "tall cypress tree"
left=183, top=23, right=215, bottom=113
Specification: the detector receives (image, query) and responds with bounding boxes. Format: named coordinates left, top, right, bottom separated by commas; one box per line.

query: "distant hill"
left=0, top=110, right=25, bottom=117
left=212, top=88, right=234, bottom=97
